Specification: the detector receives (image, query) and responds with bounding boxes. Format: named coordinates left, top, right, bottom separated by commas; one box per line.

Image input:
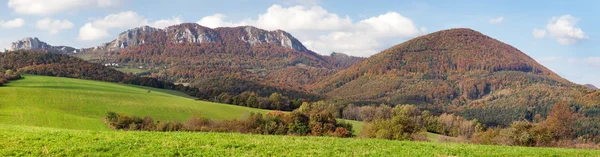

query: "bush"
left=287, top=111, right=310, bottom=135
left=184, top=116, right=212, bottom=132
left=104, top=110, right=353, bottom=138
left=331, top=127, right=351, bottom=138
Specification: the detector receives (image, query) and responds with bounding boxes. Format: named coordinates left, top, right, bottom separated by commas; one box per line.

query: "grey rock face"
left=111, top=26, right=162, bottom=50
left=238, top=26, right=309, bottom=52
left=10, top=37, right=78, bottom=54
left=9, top=23, right=313, bottom=54
left=166, top=24, right=220, bottom=43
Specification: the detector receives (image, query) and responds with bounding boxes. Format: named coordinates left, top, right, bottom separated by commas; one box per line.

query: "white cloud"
left=197, top=14, right=239, bottom=28
left=547, top=15, right=588, bottom=45
left=151, top=17, right=183, bottom=28
left=79, top=23, right=111, bottom=41
left=198, top=5, right=353, bottom=31
left=7, top=0, right=123, bottom=15
left=534, top=15, right=588, bottom=45
left=78, top=11, right=147, bottom=41
left=303, top=12, right=425, bottom=56
left=196, top=5, right=424, bottom=57
left=36, top=18, right=73, bottom=35
left=253, top=5, right=352, bottom=31
left=80, top=11, right=176, bottom=41
left=0, top=18, right=25, bottom=29
left=488, top=16, right=504, bottom=24
left=532, top=28, right=546, bottom=38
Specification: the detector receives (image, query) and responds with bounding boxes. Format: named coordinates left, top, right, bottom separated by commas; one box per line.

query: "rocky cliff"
left=10, top=37, right=78, bottom=54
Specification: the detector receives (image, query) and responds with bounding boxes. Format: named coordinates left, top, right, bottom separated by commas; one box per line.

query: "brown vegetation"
left=105, top=110, right=353, bottom=138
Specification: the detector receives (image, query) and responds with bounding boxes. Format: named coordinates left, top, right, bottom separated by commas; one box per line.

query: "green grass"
left=0, top=75, right=362, bottom=132
left=1, top=125, right=597, bottom=156
left=1, top=75, right=597, bottom=156
left=0, top=75, right=272, bottom=130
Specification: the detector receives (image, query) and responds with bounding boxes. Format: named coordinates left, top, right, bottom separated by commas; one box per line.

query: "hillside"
left=76, top=24, right=350, bottom=99
left=10, top=24, right=363, bottom=101
left=0, top=75, right=362, bottom=131
left=1, top=125, right=597, bottom=156
left=315, top=28, right=598, bottom=125
left=0, top=75, right=267, bottom=130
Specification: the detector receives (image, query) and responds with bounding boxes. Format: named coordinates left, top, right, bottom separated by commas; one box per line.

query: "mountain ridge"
left=313, top=28, right=594, bottom=125
left=8, top=23, right=364, bottom=102
left=10, top=37, right=79, bottom=54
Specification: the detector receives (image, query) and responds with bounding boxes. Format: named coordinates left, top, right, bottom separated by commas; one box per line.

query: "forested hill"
left=10, top=23, right=363, bottom=104
left=0, top=50, right=207, bottom=98
left=314, top=28, right=598, bottom=126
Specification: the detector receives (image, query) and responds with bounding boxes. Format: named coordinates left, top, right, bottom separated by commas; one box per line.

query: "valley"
left=0, top=2, right=598, bottom=154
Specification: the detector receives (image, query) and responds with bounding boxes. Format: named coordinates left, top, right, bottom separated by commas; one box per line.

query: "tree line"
left=0, top=50, right=317, bottom=111
left=0, top=69, right=21, bottom=86
left=105, top=110, right=353, bottom=138
left=357, top=104, right=482, bottom=141
left=357, top=102, right=599, bottom=149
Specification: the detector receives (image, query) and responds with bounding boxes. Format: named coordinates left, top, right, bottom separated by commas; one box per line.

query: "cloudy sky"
left=0, top=0, right=598, bottom=86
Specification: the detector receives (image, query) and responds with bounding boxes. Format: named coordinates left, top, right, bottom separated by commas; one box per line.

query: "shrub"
left=184, top=116, right=212, bottom=132
left=287, top=111, right=310, bottom=135
left=331, top=127, right=351, bottom=138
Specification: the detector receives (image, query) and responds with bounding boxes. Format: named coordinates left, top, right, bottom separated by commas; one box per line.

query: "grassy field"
left=0, top=75, right=362, bottom=132
left=1, top=125, right=598, bottom=156
left=1, top=75, right=598, bottom=156
left=0, top=75, right=276, bottom=130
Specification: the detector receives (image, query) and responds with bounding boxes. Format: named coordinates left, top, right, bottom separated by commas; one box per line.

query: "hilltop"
left=314, top=28, right=597, bottom=125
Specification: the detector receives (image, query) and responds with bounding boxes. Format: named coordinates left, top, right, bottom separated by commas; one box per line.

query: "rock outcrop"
left=9, top=37, right=78, bottom=54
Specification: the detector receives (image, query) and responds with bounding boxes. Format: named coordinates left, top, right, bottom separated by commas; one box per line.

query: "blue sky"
left=0, top=0, right=598, bottom=86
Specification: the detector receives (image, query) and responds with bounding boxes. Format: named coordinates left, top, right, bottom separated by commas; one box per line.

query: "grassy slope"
left=1, top=125, right=597, bottom=156
left=1, top=75, right=597, bottom=156
left=0, top=75, right=271, bottom=130
left=0, top=75, right=363, bottom=132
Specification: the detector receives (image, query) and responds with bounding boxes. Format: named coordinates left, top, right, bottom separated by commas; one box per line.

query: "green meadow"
left=0, top=75, right=597, bottom=156
left=1, top=125, right=598, bottom=156
left=0, top=75, right=272, bottom=130
left=0, top=75, right=362, bottom=132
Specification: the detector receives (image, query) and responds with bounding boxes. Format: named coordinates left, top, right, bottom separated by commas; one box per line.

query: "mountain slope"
left=9, top=23, right=360, bottom=100
left=315, top=28, right=595, bottom=125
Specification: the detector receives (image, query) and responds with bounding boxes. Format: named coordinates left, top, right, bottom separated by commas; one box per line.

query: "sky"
left=0, top=0, right=598, bottom=86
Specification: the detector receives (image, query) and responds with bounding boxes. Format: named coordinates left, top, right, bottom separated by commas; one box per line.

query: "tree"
left=269, top=93, right=284, bottom=110
left=246, top=94, right=258, bottom=108
left=544, top=101, right=575, bottom=140
left=287, top=111, right=310, bottom=135
left=359, top=106, right=377, bottom=122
